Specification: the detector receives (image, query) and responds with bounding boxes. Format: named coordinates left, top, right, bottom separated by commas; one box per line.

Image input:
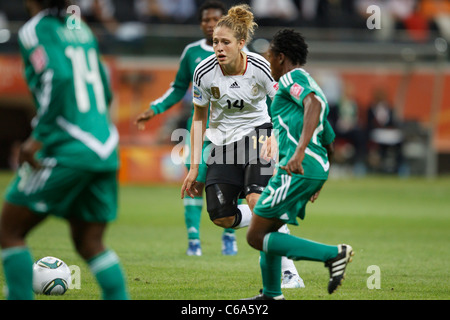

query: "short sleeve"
left=322, top=119, right=336, bottom=146
left=192, top=83, right=210, bottom=107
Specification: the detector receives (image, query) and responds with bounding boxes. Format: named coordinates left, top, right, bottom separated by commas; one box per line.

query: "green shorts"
left=5, top=160, right=118, bottom=223
left=253, top=169, right=326, bottom=225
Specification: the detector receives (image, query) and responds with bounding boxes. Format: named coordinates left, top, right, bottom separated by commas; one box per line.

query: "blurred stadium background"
left=0, top=0, right=449, bottom=183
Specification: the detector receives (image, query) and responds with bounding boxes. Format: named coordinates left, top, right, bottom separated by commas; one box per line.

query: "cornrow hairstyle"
left=36, top=0, right=71, bottom=20
left=216, top=4, right=258, bottom=43
left=197, top=0, right=227, bottom=22
left=270, top=29, right=308, bottom=66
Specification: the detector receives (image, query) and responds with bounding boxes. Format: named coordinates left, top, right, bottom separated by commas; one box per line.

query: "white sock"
left=281, top=256, right=298, bottom=275
left=278, top=224, right=290, bottom=234
left=234, top=204, right=252, bottom=229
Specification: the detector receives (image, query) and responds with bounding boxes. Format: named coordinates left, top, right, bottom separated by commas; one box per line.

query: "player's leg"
left=0, top=202, right=45, bottom=300
left=184, top=138, right=208, bottom=256
left=205, top=140, right=247, bottom=230
left=69, top=219, right=129, bottom=300
left=244, top=214, right=286, bottom=300
left=244, top=163, right=304, bottom=288
left=248, top=175, right=352, bottom=296
left=205, top=183, right=245, bottom=229
left=248, top=177, right=339, bottom=260
left=69, top=170, right=129, bottom=300
left=278, top=224, right=305, bottom=289
left=184, top=179, right=238, bottom=256
left=183, top=180, right=204, bottom=256
left=0, top=163, right=57, bottom=300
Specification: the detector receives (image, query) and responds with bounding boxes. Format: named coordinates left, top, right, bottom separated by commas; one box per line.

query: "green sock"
left=184, top=197, right=203, bottom=240
left=223, top=228, right=235, bottom=235
left=88, top=250, right=130, bottom=300
left=1, top=246, right=34, bottom=300
left=264, top=232, right=338, bottom=262
left=260, top=251, right=282, bottom=297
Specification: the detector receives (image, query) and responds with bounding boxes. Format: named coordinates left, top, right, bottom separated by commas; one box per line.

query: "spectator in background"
left=251, top=0, right=299, bottom=26
left=135, top=0, right=196, bottom=24
left=392, top=0, right=435, bottom=43
left=419, top=0, right=450, bottom=43
left=355, top=0, right=396, bottom=40
left=74, top=0, right=119, bottom=34
left=334, top=83, right=366, bottom=175
left=366, top=89, right=404, bottom=174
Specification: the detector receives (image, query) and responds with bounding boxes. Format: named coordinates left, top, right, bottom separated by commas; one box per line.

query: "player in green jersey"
left=244, top=29, right=354, bottom=300
left=135, top=1, right=240, bottom=256
left=0, top=0, right=129, bottom=300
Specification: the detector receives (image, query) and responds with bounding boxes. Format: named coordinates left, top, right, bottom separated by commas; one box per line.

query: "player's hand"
left=260, top=135, right=278, bottom=162
left=181, top=168, right=199, bottom=199
left=310, top=188, right=322, bottom=203
left=19, top=137, right=42, bottom=169
left=134, top=109, right=156, bottom=131
left=280, top=150, right=305, bottom=176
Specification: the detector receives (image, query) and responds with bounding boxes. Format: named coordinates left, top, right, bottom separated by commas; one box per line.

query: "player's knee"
left=206, top=184, right=241, bottom=228
left=245, top=192, right=260, bottom=211
left=72, top=237, right=105, bottom=260
left=211, top=216, right=235, bottom=229
left=246, top=230, right=264, bottom=251
left=207, top=204, right=238, bottom=228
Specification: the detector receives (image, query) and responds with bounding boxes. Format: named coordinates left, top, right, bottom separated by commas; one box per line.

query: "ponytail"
left=216, top=4, right=258, bottom=43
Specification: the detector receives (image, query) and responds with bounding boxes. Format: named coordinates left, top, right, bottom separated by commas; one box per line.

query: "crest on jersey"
left=30, top=46, right=48, bottom=73
left=251, top=84, right=259, bottom=96
left=211, top=87, right=220, bottom=99
left=290, top=83, right=304, bottom=100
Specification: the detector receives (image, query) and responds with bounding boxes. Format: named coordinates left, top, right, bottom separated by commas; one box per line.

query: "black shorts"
left=205, top=123, right=275, bottom=198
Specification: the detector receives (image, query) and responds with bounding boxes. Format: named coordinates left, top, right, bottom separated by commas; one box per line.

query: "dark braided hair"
left=270, top=29, right=309, bottom=66
left=35, top=0, right=72, bottom=19
left=197, top=0, right=227, bottom=22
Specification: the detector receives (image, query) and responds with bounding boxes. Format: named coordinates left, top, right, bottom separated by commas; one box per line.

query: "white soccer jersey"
left=193, top=51, right=278, bottom=146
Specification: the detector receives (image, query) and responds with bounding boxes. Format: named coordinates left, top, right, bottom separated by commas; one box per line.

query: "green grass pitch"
left=0, top=171, right=449, bottom=300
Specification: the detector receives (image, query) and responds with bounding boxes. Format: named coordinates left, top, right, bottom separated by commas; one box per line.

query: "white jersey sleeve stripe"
left=247, top=57, right=274, bottom=82
left=18, top=11, right=45, bottom=49
left=194, top=56, right=217, bottom=85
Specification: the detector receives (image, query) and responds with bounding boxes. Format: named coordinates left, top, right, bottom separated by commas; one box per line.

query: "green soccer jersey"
left=18, top=11, right=118, bottom=171
left=150, top=39, right=214, bottom=129
left=271, top=68, right=334, bottom=180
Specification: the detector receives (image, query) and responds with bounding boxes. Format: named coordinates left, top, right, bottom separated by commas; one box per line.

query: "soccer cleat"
left=221, top=233, right=238, bottom=255
left=186, top=239, right=202, bottom=256
left=281, top=270, right=305, bottom=289
left=242, top=290, right=285, bottom=300
left=325, top=244, right=354, bottom=294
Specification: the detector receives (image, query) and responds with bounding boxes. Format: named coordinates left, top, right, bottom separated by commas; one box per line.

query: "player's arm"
left=181, top=103, right=208, bottom=199
left=281, top=92, right=322, bottom=176
left=135, top=52, right=192, bottom=130
left=98, top=57, right=113, bottom=108
left=17, top=24, right=59, bottom=168
left=310, top=120, right=334, bottom=203
left=18, top=137, right=42, bottom=169
left=322, top=119, right=335, bottom=164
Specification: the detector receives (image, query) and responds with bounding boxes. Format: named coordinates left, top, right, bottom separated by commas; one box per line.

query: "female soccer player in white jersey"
left=181, top=4, right=304, bottom=289
left=135, top=1, right=240, bottom=257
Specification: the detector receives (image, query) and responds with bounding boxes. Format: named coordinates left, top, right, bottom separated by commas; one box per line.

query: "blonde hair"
left=216, top=4, right=258, bottom=43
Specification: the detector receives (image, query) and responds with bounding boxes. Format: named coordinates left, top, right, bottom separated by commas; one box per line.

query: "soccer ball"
left=32, top=256, right=71, bottom=295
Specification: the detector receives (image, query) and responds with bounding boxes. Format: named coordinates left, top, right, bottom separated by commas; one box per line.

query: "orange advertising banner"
left=1, top=54, right=449, bottom=182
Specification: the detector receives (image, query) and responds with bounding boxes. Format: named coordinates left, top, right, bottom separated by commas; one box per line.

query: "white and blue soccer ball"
left=32, top=256, right=71, bottom=295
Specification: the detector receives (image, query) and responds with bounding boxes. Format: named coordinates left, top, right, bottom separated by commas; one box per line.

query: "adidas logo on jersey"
left=230, top=82, right=240, bottom=89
